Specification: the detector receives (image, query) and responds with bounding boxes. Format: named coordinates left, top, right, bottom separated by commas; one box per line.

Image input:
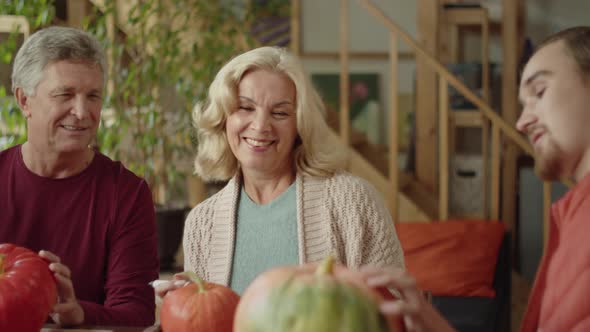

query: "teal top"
left=229, top=182, right=299, bottom=294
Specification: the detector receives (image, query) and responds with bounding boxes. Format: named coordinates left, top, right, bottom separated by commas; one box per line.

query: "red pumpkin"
left=234, top=256, right=405, bottom=332
left=0, top=243, right=57, bottom=332
left=160, top=272, right=240, bottom=332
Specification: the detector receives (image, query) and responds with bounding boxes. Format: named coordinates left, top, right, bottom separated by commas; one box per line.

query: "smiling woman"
left=225, top=69, right=298, bottom=192
left=154, top=46, right=405, bottom=301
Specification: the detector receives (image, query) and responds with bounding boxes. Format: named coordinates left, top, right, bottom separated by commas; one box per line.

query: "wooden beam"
left=67, top=0, right=91, bottom=28
left=339, top=0, right=350, bottom=146
left=389, top=31, right=399, bottom=221
left=438, top=77, right=449, bottom=220
left=517, top=0, right=527, bottom=63
left=187, top=175, right=207, bottom=207
left=300, top=51, right=414, bottom=61
left=481, top=8, right=490, bottom=102
left=437, top=4, right=453, bottom=64
left=105, top=5, right=116, bottom=96
left=491, top=124, right=501, bottom=220
left=482, top=119, right=490, bottom=219
left=451, top=111, right=483, bottom=127
left=290, top=0, right=301, bottom=55
left=416, top=0, right=439, bottom=194
left=443, top=8, right=487, bottom=25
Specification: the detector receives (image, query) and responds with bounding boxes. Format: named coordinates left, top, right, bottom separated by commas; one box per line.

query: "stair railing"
left=349, top=0, right=572, bottom=233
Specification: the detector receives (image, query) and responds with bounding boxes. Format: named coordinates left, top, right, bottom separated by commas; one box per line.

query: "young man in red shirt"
left=362, top=26, right=590, bottom=332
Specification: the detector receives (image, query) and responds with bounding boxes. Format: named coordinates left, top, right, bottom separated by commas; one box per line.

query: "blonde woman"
left=158, top=46, right=404, bottom=295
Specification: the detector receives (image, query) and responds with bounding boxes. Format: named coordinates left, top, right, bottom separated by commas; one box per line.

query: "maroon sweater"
left=0, top=145, right=159, bottom=326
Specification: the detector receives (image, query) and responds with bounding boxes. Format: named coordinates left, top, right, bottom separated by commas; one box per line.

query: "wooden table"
left=42, top=324, right=160, bottom=332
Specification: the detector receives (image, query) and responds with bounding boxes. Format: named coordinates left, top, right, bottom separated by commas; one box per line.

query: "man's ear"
left=14, top=87, right=31, bottom=118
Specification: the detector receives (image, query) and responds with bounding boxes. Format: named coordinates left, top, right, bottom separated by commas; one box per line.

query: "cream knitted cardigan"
left=183, top=171, right=405, bottom=286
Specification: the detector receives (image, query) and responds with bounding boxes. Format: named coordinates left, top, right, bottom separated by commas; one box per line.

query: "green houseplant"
left=86, top=0, right=259, bottom=205
left=0, top=0, right=286, bottom=270
left=0, top=0, right=55, bottom=148
left=84, top=0, right=263, bottom=270
left=88, top=0, right=289, bottom=201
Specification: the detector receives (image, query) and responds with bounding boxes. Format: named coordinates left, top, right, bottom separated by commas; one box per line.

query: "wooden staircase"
left=302, top=0, right=568, bottom=227
left=324, top=106, right=436, bottom=220
left=85, top=0, right=434, bottom=221
left=352, top=0, right=573, bottom=227
left=87, top=0, right=550, bottom=224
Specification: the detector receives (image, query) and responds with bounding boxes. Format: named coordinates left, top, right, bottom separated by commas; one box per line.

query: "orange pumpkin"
left=160, top=272, right=240, bottom=332
left=234, top=256, right=405, bottom=332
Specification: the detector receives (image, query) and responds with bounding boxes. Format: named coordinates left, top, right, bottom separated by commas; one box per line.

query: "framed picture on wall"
left=311, top=73, right=382, bottom=144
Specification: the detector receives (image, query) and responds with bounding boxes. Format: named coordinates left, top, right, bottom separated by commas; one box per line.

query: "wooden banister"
left=438, top=78, right=450, bottom=220
left=491, top=125, right=501, bottom=219
left=482, top=119, right=490, bottom=219
left=290, top=0, right=301, bottom=55
left=358, top=0, right=532, bottom=156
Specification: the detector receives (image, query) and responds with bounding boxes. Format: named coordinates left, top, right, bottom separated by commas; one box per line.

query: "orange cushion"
left=396, top=220, right=505, bottom=298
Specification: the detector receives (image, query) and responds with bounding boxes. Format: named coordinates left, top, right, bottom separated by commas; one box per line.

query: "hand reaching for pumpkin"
left=38, top=250, right=84, bottom=326
left=359, top=266, right=458, bottom=332
left=152, top=273, right=192, bottom=299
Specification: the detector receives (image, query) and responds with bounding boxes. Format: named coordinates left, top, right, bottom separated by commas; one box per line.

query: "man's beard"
left=534, top=139, right=565, bottom=181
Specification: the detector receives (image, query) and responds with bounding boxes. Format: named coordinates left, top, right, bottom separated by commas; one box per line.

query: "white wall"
left=525, top=0, right=590, bottom=45
left=301, top=0, right=417, bottom=53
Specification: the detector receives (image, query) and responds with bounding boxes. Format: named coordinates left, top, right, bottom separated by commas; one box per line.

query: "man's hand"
left=39, top=250, right=85, bottom=326
left=359, top=266, right=457, bottom=332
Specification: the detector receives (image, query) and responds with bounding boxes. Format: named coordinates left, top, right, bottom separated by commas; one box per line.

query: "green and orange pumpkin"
left=234, top=256, right=405, bottom=332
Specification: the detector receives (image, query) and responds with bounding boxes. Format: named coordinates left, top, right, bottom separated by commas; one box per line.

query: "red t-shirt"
left=521, top=172, right=590, bottom=331
left=0, top=145, right=159, bottom=326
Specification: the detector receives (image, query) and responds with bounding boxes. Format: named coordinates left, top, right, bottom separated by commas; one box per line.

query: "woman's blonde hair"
left=193, top=46, right=345, bottom=181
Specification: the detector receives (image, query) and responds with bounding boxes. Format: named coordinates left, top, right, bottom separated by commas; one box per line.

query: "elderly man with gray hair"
left=0, top=26, right=159, bottom=327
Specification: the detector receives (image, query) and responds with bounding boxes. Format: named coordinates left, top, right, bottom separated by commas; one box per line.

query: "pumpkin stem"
left=0, top=254, right=4, bottom=275
left=176, top=271, right=207, bottom=293
left=316, top=255, right=335, bottom=276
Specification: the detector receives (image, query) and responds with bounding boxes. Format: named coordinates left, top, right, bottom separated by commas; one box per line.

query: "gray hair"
left=11, top=26, right=107, bottom=96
